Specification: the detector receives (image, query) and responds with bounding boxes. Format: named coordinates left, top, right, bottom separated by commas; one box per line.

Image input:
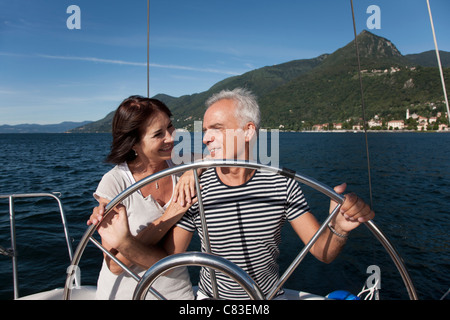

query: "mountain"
left=259, top=30, right=449, bottom=128
left=70, top=30, right=449, bottom=132
left=405, top=50, right=450, bottom=67
left=70, top=54, right=328, bottom=133
left=69, top=112, right=114, bottom=133
left=0, top=121, right=93, bottom=133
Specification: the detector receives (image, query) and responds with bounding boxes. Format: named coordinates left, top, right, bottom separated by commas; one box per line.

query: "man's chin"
left=209, top=149, right=221, bottom=159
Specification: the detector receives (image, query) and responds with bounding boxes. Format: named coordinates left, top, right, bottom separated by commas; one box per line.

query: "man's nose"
left=203, top=131, right=214, bottom=145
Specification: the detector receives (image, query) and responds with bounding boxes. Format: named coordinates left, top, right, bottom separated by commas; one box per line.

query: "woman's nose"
left=164, top=130, right=174, bottom=143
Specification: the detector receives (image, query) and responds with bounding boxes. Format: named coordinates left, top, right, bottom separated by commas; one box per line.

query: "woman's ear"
left=132, top=143, right=140, bottom=157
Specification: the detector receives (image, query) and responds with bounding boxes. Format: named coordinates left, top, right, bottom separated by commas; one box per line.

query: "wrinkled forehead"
left=203, top=99, right=240, bottom=130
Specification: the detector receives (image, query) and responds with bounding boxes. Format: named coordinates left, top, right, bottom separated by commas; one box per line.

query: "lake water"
left=0, top=132, right=449, bottom=300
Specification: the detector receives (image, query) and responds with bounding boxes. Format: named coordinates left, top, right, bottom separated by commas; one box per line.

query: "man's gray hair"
left=206, top=88, right=261, bottom=130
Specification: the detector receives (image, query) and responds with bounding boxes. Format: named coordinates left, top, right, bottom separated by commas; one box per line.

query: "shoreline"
left=0, top=129, right=449, bottom=134
left=268, top=129, right=450, bottom=133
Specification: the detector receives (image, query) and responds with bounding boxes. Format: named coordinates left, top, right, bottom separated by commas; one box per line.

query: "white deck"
left=17, top=286, right=325, bottom=300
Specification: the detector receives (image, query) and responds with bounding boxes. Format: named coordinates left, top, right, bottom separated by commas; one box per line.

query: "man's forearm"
left=313, top=226, right=348, bottom=264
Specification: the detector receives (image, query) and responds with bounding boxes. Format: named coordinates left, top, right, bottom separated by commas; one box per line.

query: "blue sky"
left=1, top=0, right=449, bottom=125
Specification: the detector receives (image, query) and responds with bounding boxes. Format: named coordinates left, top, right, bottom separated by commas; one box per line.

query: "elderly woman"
left=90, top=96, right=195, bottom=300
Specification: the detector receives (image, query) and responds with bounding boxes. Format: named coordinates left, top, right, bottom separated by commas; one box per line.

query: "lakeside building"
left=309, top=108, right=448, bottom=132
left=387, top=120, right=405, bottom=130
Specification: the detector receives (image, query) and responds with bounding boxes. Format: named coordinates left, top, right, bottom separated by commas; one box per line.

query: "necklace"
left=129, top=159, right=166, bottom=190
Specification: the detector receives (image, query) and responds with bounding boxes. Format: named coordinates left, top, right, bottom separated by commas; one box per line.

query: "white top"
left=94, top=160, right=194, bottom=300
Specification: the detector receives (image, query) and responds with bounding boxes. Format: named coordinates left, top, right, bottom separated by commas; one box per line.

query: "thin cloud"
left=0, top=51, right=242, bottom=76
left=150, top=62, right=241, bottom=75
left=37, top=54, right=147, bottom=67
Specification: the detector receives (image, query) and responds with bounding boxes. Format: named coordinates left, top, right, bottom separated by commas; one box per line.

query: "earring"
left=134, top=150, right=138, bottom=156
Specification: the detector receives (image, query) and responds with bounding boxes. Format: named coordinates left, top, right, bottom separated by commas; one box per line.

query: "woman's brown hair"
left=106, top=95, right=172, bottom=164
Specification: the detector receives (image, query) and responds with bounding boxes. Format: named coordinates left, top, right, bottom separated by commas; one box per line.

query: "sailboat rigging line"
left=426, top=0, right=450, bottom=125
left=147, top=0, right=150, bottom=98
left=349, top=0, right=373, bottom=210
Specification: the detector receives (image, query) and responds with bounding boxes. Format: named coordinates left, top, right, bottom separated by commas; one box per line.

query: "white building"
left=368, top=119, right=382, bottom=128
left=388, top=120, right=405, bottom=130
left=406, top=109, right=419, bottom=120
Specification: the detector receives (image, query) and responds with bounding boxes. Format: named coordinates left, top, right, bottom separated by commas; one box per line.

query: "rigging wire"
left=147, top=0, right=150, bottom=98
left=426, top=0, right=450, bottom=125
left=427, top=0, right=450, bottom=301
left=440, top=287, right=450, bottom=300
left=349, top=0, right=373, bottom=210
left=350, top=0, right=378, bottom=299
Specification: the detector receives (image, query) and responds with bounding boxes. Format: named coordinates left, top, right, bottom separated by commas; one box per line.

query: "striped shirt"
left=177, top=167, right=310, bottom=299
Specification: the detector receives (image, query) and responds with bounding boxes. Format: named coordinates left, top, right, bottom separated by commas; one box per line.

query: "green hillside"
left=259, top=31, right=449, bottom=129
left=70, top=30, right=449, bottom=133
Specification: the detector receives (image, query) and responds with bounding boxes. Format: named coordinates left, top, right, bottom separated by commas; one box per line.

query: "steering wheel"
left=133, top=252, right=265, bottom=300
left=63, top=160, right=418, bottom=300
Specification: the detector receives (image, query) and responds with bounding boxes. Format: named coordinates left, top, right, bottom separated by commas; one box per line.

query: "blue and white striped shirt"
left=177, top=167, right=309, bottom=299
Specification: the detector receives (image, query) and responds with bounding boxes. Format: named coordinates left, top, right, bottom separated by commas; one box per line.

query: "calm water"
left=0, top=132, right=449, bottom=300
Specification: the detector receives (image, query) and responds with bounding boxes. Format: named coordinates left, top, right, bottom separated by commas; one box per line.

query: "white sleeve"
left=93, top=168, right=126, bottom=202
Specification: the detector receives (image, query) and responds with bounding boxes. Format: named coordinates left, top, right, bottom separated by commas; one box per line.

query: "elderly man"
left=96, top=88, right=374, bottom=300
left=169, top=88, right=374, bottom=299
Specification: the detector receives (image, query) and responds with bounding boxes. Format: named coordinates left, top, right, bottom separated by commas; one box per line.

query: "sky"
left=1, top=0, right=449, bottom=125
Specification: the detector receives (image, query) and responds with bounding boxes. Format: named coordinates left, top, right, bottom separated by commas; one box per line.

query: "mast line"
left=426, top=0, right=450, bottom=125
left=349, top=0, right=373, bottom=210
left=147, top=0, right=150, bottom=98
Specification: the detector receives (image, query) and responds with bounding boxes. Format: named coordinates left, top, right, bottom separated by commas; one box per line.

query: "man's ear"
left=244, top=122, right=257, bottom=142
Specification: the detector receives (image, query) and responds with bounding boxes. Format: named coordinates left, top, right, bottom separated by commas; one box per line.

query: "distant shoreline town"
left=305, top=108, right=449, bottom=132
